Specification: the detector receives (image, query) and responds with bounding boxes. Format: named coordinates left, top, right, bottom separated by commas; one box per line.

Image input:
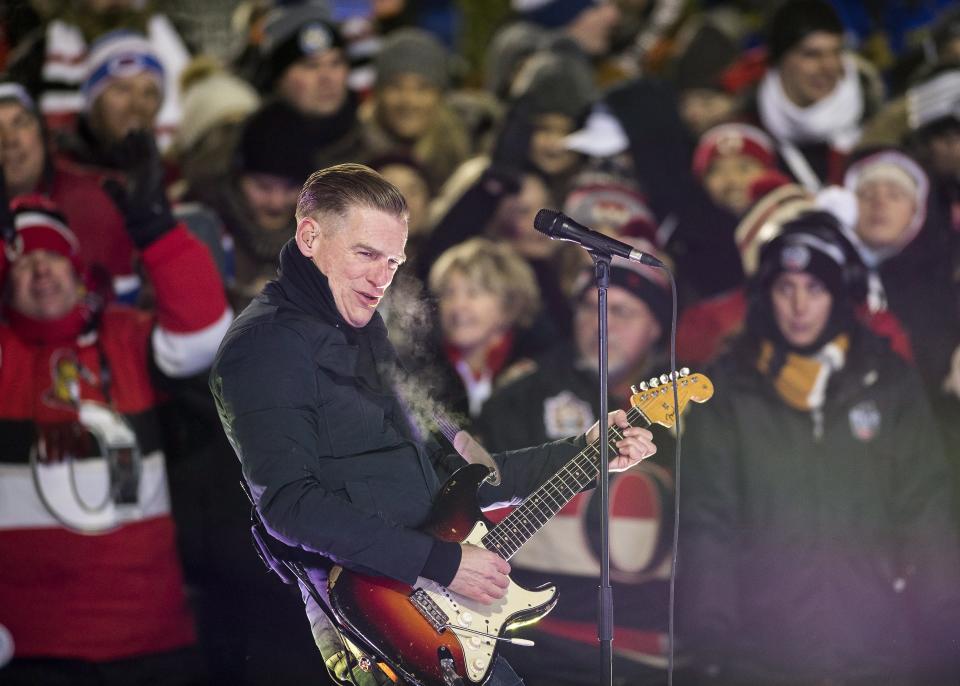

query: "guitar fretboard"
left=481, top=405, right=651, bottom=560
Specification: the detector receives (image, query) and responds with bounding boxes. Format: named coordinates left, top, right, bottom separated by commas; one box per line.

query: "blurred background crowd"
left=1, top=0, right=960, bottom=684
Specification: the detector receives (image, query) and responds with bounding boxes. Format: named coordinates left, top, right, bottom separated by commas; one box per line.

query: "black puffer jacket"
left=678, top=329, right=960, bottom=684
left=209, top=242, right=585, bottom=586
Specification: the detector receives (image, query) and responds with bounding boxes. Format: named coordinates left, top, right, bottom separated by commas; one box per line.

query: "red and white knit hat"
left=692, top=122, right=776, bottom=178
left=2, top=195, right=83, bottom=281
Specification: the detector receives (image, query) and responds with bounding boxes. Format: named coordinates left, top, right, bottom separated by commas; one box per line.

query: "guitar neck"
left=481, top=406, right=650, bottom=560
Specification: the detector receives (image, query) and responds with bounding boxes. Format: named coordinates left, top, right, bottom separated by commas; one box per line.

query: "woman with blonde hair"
left=428, top=237, right=542, bottom=418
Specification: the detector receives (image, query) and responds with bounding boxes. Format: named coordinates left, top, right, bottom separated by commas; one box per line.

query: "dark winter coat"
left=209, top=243, right=586, bottom=587
left=679, top=329, right=960, bottom=684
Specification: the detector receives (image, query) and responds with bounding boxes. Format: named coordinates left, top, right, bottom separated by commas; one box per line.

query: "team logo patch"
left=781, top=244, right=810, bottom=271
left=299, top=23, right=333, bottom=54
left=848, top=400, right=881, bottom=442
left=543, top=391, right=594, bottom=440
left=42, top=349, right=96, bottom=410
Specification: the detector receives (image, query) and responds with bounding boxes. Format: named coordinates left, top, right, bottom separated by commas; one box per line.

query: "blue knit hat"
left=82, top=30, right=164, bottom=109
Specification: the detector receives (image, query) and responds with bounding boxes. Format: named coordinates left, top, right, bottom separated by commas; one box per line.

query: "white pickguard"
left=413, top=521, right=557, bottom=683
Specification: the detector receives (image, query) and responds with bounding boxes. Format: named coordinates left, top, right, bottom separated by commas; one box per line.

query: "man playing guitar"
left=209, top=164, right=658, bottom=685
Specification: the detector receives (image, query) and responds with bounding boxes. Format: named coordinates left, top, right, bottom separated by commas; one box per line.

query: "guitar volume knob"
left=459, top=611, right=473, bottom=626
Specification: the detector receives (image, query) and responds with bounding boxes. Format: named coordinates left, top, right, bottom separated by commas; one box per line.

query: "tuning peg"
left=639, top=381, right=648, bottom=391
left=630, top=385, right=639, bottom=394
left=649, top=377, right=659, bottom=388
left=680, top=367, right=690, bottom=376
left=659, top=374, right=669, bottom=384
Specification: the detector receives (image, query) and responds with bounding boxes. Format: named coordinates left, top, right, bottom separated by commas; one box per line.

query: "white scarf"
left=758, top=55, right=864, bottom=153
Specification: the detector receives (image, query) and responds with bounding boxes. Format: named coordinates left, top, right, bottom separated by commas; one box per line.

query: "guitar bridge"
left=410, top=587, right=450, bottom=634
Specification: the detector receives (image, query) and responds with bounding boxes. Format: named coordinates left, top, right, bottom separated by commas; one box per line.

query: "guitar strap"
left=238, top=479, right=396, bottom=686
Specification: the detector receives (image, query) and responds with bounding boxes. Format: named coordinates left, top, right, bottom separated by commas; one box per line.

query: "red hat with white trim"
left=2, top=195, right=83, bottom=284
left=692, top=122, right=776, bottom=178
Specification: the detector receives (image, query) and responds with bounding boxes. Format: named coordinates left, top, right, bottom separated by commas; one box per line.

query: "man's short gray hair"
left=295, top=163, right=409, bottom=227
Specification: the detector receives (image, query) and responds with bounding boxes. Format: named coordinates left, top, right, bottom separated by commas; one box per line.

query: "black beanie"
left=767, top=0, right=844, bottom=65
left=236, top=100, right=318, bottom=185
left=258, top=8, right=345, bottom=90
left=750, top=211, right=863, bottom=351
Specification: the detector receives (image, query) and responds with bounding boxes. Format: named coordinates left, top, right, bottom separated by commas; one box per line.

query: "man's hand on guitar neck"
left=586, top=409, right=657, bottom=472
left=447, top=545, right=511, bottom=604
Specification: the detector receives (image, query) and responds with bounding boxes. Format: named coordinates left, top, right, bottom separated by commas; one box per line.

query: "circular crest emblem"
left=299, top=23, right=333, bottom=55
left=780, top=243, right=810, bottom=272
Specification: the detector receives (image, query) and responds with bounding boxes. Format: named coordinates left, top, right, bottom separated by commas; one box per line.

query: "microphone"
left=533, top=209, right=665, bottom=268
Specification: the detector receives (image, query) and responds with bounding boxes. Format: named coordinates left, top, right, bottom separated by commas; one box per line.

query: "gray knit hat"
left=375, top=28, right=449, bottom=91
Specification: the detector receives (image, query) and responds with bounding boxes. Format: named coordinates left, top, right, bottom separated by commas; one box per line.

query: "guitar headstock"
left=629, top=368, right=714, bottom=428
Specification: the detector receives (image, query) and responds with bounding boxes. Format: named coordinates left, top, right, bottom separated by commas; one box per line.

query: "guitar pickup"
left=409, top=588, right=450, bottom=634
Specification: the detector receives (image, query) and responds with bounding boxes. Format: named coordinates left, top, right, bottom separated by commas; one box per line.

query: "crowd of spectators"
left=1, top=0, right=960, bottom=684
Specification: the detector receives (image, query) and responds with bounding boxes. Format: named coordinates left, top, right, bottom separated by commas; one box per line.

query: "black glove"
left=102, top=130, right=176, bottom=250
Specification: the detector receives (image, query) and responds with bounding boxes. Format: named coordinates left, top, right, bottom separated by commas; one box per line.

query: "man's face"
left=438, top=269, right=509, bottom=352
left=566, top=1, right=621, bottom=56
left=778, top=32, right=844, bottom=107
left=575, top=284, right=661, bottom=378
left=0, top=101, right=44, bottom=196
left=277, top=49, right=350, bottom=116
left=770, top=271, right=833, bottom=348
left=679, top=89, right=737, bottom=136
left=377, top=73, right=441, bottom=142
left=240, top=173, right=301, bottom=232
left=8, top=250, right=82, bottom=321
left=90, top=73, right=162, bottom=144
left=304, top=206, right=408, bottom=328
left=703, top=154, right=768, bottom=216
left=855, top=179, right=917, bottom=250
left=529, top=113, right=579, bottom=176
left=378, top=163, right=430, bottom=235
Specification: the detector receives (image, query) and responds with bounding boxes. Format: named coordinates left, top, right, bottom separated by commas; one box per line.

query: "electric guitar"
left=327, top=369, right=714, bottom=686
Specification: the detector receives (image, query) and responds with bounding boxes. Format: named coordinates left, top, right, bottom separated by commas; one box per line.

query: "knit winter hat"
left=563, top=175, right=655, bottom=237
left=173, top=58, right=260, bottom=153
left=756, top=211, right=850, bottom=302
left=512, top=51, right=594, bottom=120
left=0, top=82, right=38, bottom=115
left=736, top=178, right=813, bottom=275
left=3, top=195, right=83, bottom=281
left=485, top=21, right=546, bottom=98
left=573, top=248, right=671, bottom=333
left=258, top=3, right=344, bottom=90
left=692, top=123, right=776, bottom=178
left=375, top=28, right=449, bottom=91
left=512, top=0, right=596, bottom=28
left=766, top=0, right=844, bottom=65
left=236, top=100, right=319, bottom=185
left=82, top=30, right=164, bottom=109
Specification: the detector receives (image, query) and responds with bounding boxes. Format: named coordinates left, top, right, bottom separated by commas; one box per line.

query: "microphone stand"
left=590, top=251, right=615, bottom=686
